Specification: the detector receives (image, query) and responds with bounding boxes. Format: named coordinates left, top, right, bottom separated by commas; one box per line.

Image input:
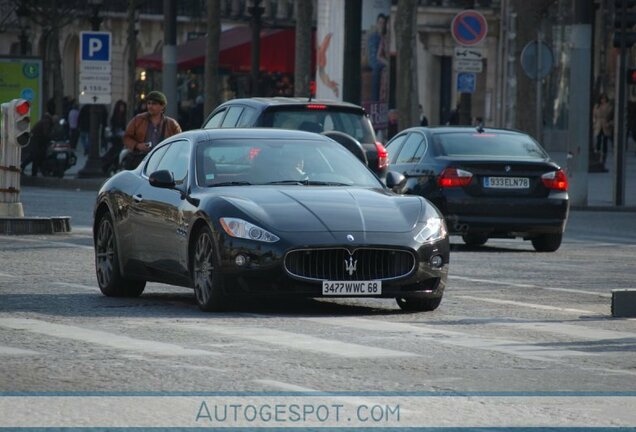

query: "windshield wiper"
left=264, top=180, right=351, bottom=186
left=209, top=181, right=252, bottom=187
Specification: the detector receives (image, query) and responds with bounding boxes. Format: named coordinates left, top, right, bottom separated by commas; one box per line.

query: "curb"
left=0, top=216, right=71, bottom=235
left=20, top=174, right=106, bottom=191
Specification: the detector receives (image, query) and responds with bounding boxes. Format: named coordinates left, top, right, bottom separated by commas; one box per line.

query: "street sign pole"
left=78, top=31, right=111, bottom=178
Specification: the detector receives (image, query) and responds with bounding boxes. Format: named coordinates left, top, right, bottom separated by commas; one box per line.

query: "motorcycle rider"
left=122, top=91, right=181, bottom=170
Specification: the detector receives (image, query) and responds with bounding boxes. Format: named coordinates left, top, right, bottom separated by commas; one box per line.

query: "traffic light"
left=628, top=68, right=636, bottom=84
left=8, top=99, right=31, bottom=147
left=613, top=0, right=636, bottom=47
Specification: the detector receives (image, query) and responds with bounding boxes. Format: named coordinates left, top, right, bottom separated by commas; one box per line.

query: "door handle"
left=133, top=194, right=143, bottom=203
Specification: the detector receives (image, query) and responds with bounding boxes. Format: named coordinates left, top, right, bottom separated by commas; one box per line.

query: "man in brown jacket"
left=122, top=90, right=181, bottom=169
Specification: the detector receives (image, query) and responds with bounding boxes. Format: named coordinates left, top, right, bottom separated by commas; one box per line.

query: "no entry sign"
left=451, top=10, right=488, bottom=46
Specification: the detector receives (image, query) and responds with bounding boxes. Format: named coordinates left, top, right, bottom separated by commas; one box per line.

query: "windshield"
left=196, top=138, right=382, bottom=188
left=432, top=132, right=549, bottom=159
left=260, top=107, right=376, bottom=144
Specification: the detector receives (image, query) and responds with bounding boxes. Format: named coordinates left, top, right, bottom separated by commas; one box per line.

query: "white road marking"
left=496, top=321, right=636, bottom=341
left=0, top=318, right=215, bottom=357
left=300, top=317, right=591, bottom=362
left=0, top=271, right=17, bottom=278
left=0, top=345, right=40, bottom=355
left=52, top=282, right=97, bottom=291
left=456, top=295, right=598, bottom=315
left=168, top=323, right=418, bottom=358
left=450, top=275, right=611, bottom=298
left=254, top=380, right=321, bottom=392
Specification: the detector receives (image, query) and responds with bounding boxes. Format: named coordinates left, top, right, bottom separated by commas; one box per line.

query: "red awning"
left=136, top=26, right=309, bottom=74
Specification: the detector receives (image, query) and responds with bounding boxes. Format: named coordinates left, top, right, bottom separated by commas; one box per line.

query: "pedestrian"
left=446, top=104, right=460, bottom=125
left=67, top=101, right=79, bottom=149
left=122, top=91, right=182, bottom=170
left=101, top=100, right=128, bottom=174
left=592, top=93, right=613, bottom=169
left=387, top=109, right=399, bottom=140
left=27, top=107, right=56, bottom=176
left=77, top=104, right=91, bottom=155
left=419, top=104, right=429, bottom=127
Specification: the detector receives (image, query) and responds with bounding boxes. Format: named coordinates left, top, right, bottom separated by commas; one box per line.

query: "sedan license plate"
left=56, top=153, right=67, bottom=160
left=483, top=176, right=529, bottom=189
left=322, top=280, right=382, bottom=296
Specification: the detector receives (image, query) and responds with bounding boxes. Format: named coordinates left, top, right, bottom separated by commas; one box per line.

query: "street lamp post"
left=78, top=0, right=106, bottom=178
left=15, top=5, right=31, bottom=56
left=248, top=0, right=264, bottom=96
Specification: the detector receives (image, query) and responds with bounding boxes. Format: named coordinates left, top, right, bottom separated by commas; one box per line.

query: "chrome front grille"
left=284, top=248, right=415, bottom=281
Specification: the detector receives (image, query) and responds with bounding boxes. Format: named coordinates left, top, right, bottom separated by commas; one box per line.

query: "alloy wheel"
left=95, top=218, right=115, bottom=288
left=193, top=231, right=215, bottom=305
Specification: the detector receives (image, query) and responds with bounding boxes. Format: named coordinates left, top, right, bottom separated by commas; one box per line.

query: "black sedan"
left=385, top=127, right=569, bottom=252
left=93, top=128, right=449, bottom=312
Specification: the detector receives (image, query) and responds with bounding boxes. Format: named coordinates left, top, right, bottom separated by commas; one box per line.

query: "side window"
left=385, top=134, right=407, bottom=164
left=395, top=133, right=427, bottom=164
left=220, top=106, right=244, bottom=128
left=236, top=107, right=255, bottom=127
left=155, top=139, right=192, bottom=184
left=203, top=109, right=225, bottom=129
left=144, top=143, right=171, bottom=175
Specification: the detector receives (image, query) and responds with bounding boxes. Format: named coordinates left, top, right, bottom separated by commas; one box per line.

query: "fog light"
left=429, top=255, right=443, bottom=269
left=235, top=254, right=247, bottom=266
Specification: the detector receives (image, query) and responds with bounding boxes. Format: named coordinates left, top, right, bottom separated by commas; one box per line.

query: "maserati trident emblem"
left=504, top=165, right=511, bottom=172
left=344, top=255, right=357, bottom=276
left=346, top=234, right=355, bottom=242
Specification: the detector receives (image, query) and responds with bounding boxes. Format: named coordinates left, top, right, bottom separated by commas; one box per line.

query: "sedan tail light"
left=438, top=167, right=473, bottom=188
left=541, top=169, right=568, bottom=191
left=375, top=141, right=388, bottom=170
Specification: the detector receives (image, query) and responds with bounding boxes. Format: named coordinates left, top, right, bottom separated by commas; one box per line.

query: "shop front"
left=135, top=26, right=315, bottom=129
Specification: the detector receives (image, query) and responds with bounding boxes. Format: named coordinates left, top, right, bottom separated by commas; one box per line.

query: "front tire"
left=531, top=232, right=562, bottom=252
left=462, top=233, right=488, bottom=247
left=191, top=225, right=226, bottom=311
left=396, top=296, right=442, bottom=312
left=95, top=212, right=145, bottom=297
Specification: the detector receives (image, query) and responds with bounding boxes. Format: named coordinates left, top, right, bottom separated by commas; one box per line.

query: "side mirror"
left=385, top=171, right=406, bottom=192
left=149, top=170, right=176, bottom=189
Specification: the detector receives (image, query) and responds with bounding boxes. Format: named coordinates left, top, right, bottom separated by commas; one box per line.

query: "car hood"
left=219, top=187, right=422, bottom=233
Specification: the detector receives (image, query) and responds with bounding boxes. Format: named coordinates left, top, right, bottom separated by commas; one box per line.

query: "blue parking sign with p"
left=80, top=32, right=111, bottom=62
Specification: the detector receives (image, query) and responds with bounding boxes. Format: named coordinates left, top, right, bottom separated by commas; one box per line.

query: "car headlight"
left=414, top=217, right=447, bottom=244
left=219, top=217, right=280, bottom=243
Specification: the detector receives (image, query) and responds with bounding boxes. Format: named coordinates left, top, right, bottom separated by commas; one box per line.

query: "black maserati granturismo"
left=93, top=128, right=449, bottom=311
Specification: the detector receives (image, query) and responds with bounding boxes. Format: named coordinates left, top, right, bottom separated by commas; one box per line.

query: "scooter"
left=40, top=139, right=77, bottom=178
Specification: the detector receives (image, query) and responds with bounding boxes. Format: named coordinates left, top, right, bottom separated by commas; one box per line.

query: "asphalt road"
left=1, top=186, right=635, bottom=428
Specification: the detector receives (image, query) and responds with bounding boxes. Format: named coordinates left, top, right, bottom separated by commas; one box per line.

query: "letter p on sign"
left=89, top=38, right=103, bottom=57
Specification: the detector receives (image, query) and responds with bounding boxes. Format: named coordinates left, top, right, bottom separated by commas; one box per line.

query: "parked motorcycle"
left=40, top=139, right=77, bottom=178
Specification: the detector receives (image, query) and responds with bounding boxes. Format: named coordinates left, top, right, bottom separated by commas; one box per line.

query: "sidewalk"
left=20, top=144, right=636, bottom=210
left=586, top=147, right=636, bottom=208
left=21, top=148, right=107, bottom=191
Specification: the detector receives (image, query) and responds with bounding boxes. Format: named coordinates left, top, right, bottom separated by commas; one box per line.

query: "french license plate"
left=56, top=153, right=67, bottom=160
left=322, top=280, right=382, bottom=296
left=483, top=176, right=529, bottom=189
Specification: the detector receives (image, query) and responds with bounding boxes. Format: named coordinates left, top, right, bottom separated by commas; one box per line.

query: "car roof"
left=172, top=127, right=332, bottom=142
left=216, top=97, right=366, bottom=111
left=400, top=126, right=529, bottom=136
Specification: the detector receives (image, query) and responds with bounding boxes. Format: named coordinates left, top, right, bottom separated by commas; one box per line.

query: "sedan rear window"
left=433, top=133, right=548, bottom=159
